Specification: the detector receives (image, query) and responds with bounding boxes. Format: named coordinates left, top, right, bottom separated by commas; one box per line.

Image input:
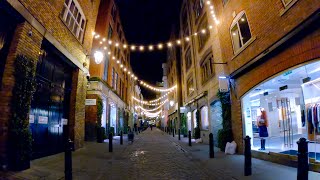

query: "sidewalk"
left=162, top=128, right=320, bottom=180
left=0, top=134, right=141, bottom=180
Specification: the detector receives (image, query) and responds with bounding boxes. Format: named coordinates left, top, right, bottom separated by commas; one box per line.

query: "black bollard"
left=65, top=139, right=73, bottom=180
left=109, top=133, right=113, bottom=152
left=297, top=138, right=309, bottom=180
left=209, top=133, right=214, bottom=158
left=173, top=128, right=175, bottom=137
left=120, top=131, right=123, bottom=145
left=169, top=128, right=171, bottom=135
left=244, top=136, right=252, bottom=176
left=188, top=130, right=192, bottom=146
left=178, top=129, right=181, bottom=140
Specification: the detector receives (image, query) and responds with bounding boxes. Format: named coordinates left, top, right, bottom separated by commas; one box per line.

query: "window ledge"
left=280, top=0, right=299, bottom=17
left=231, top=36, right=257, bottom=61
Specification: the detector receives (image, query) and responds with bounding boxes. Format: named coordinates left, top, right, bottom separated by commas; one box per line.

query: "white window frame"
left=230, top=11, right=252, bottom=53
left=61, top=0, right=86, bottom=42
left=281, top=0, right=293, bottom=7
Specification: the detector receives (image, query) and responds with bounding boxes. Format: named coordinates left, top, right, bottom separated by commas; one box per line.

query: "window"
left=230, top=12, right=252, bottom=53
left=103, top=55, right=109, bottom=81
left=182, top=9, right=190, bottom=36
left=112, top=68, right=118, bottom=90
left=108, top=25, right=113, bottom=39
left=201, top=106, right=209, bottom=130
left=111, top=4, right=116, bottom=21
left=282, top=0, right=293, bottom=6
left=187, top=76, right=194, bottom=96
left=198, top=18, right=209, bottom=50
left=201, top=53, right=214, bottom=83
left=185, top=49, right=192, bottom=71
left=194, top=0, right=204, bottom=19
left=61, top=0, right=86, bottom=42
left=222, top=0, right=229, bottom=5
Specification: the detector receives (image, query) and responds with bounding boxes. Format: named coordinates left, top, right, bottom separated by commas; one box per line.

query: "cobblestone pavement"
left=1, top=128, right=235, bottom=180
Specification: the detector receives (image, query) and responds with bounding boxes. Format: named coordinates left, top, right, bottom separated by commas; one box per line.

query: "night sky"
left=116, top=0, right=182, bottom=100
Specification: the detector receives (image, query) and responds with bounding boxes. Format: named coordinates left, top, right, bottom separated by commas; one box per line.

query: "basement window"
left=61, top=0, right=86, bottom=42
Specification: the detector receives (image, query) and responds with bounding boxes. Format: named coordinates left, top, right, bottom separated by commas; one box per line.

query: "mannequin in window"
left=257, top=108, right=269, bottom=150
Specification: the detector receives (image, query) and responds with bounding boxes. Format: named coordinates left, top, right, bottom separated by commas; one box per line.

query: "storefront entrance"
left=29, top=41, right=73, bottom=159
left=242, top=60, right=320, bottom=162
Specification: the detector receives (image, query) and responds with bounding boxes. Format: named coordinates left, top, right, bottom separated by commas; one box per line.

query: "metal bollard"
left=188, top=130, right=192, bottom=146
left=65, top=139, right=73, bottom=180
left=297, top=138, right=309, bottom=180
left=120, top=131, right=123, bottom=145
left=178, top=129, right=181, bottom=140
left=209, top=133, right=214, bottom=158
left=173, top=128, right=175, bottom=137
left=244, top=136, right=252, bottom=176
left=109, top=133, right=113, bottom=152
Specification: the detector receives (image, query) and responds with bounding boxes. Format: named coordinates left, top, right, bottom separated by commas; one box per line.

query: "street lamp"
left=94, top=51, right=104, bottom=64
left=170, top=100, right=175, bottom=107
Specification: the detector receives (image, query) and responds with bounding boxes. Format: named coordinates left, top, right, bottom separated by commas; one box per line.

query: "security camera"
left=86, top=73, right=90, bottom=81
left=28, top=30, right=33, bottom=37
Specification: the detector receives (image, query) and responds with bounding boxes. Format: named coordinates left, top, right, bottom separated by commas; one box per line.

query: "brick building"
left=212, top=0, right=320, bottom=168
left=86, top=0, right=135, bottom=138
left=177, top=0, right=227, bottom=143
left=0, top=0, right=100, bottom=169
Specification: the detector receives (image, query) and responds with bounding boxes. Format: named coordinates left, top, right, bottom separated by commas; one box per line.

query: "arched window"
left=201, top=106, right=209, bottom=130
left=230, top=11, right=252, bottom=53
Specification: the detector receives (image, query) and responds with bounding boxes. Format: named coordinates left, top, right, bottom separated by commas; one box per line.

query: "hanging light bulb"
left=149, top=45, right=154, bottom=51
left=108, top=40, right=112, bottom=45
left=158, top=43, right=163, bottom=49
left=176, top=40, right=181, bottom=45
left=139, top=46, right=144, bottom=51
left=131, top=45, right=136, bottom=51
left=123, top=44, right=127, bottom=49
left=94, top=51, right=104, bottom=64
left=185, top=37, right=190, bottom=41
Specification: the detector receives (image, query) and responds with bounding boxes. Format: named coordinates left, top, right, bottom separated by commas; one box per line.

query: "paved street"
left=1, top=128, right=320, bottom=180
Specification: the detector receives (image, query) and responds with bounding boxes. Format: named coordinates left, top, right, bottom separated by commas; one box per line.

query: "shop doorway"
left=242, top=60, right=320, bottom=162
left=29, top=42, right=73, bottom=159
left=109, top=103, right=117, bottom=135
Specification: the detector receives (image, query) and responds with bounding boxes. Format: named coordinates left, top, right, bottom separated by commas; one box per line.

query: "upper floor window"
left=201, top=53, right=214, bottom=83
left=282, top=0, right=294, bottom=6
left=222, top=0, right=229, bottom=5
left=197, top=17, right=209, bottom=50
left=103, top=55, right=109, bottom=81
left=111, top=4, right=117, bottom=21
left=182, top=9, right=190, bottom=36
left=108, top=25, right=113, bottom=39
left=187, top=76, right=195, bottom=96
left=112, top=68, right=118, bottom=90
left=61, top=0, right=86, bottom=42
left=194, top=0, right=204, bottom=19
left=230, top=12, right=252, bottom=53
left=185, top=48, right=192, bottom=71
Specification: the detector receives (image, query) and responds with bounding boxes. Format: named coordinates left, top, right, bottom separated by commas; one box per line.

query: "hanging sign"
left=279, top=85, right=288, bottom=91
left=38, top=116, right=48, bottom=124
left=62, top=118, right=68, bottom=125
left=29, top=115, right=35, bottom=123
left=219, top=78, right=229, bottom=92
left=85, top=99, right=97, bottom=105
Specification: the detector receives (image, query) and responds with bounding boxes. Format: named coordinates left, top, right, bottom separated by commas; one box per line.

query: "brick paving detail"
left=1, top=128, right=235, bottom=180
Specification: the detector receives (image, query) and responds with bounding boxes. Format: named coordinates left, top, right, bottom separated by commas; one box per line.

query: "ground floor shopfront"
left=86, top=81, right=129, bottom=138
left=230, top=12, right=320, bottom=166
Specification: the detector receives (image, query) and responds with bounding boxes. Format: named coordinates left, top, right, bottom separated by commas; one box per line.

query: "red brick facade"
left=214, top=0, right=320, bottom=152
left=0, top=0, right=100, bottom=168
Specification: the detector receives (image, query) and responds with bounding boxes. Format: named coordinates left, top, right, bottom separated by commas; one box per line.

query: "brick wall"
left=0, top=21, right=42, bottom=167
left=213, top=0, right=320, bottom=153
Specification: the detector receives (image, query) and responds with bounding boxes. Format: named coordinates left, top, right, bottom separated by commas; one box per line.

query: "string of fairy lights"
left=92, top=1, right=218, bottom=118
left=92, top=1, right=218, bottom=53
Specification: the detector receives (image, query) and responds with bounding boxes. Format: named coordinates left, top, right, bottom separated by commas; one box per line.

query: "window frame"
left=61, top=0, right=86, bottom=43
left=230, top=11, right=253, bottom=54
left=197, top=16, right=210, bottom=51
left=185, top=48, right=192, bottom=72
left=187, top=76, right=195, bottom=96
left=281, top=0, right=293, bottom=7
left=200, top=53, right=215, bottom=84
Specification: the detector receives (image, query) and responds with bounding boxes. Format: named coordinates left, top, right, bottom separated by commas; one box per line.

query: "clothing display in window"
left=257, top=110, right=269, bottom=137
left=301, top=109, right=306, bottom=127
left=306, top=104, right=320, bottom=134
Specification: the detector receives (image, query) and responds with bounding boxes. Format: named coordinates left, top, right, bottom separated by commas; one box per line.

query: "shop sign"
left=85, top=99, right=96, bottom=105
left=38, top=116, right=48, bottom=124
left=219, top=78, right=229, bottom=92
left=62, top=118, right=68, bottom=125
left=283, top=70, right=292, bottom=76
left=29, top=115, right=34, bottom=123
left=279, top=85, right=288, bottom=91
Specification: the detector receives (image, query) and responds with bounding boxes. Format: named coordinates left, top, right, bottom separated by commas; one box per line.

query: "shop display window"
left=241, top=60, right=320, bottom=162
